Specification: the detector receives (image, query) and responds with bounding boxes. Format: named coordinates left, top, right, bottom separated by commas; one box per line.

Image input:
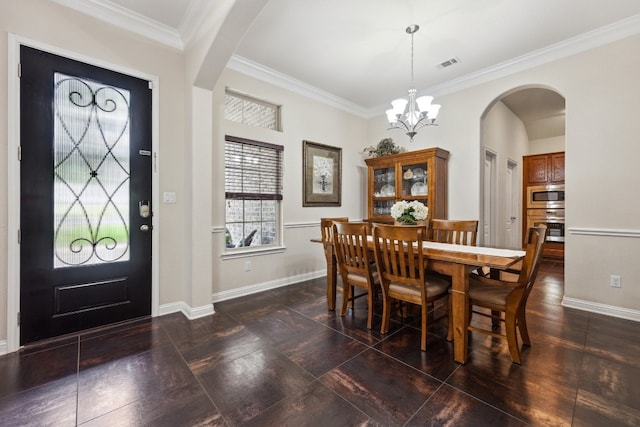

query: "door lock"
left=139, top=201, right=151, bottom=218
left=140, top=224, right=150, bottom=232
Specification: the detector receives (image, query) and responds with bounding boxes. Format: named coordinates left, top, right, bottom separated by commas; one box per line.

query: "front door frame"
left=7, top=34, right=160, bottom=354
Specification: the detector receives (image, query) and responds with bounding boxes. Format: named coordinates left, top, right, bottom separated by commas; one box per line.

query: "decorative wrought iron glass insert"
left=53, top=73, right=130, bottom=268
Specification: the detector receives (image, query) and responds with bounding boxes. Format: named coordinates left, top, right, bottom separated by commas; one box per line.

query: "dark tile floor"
left=2, top=260, right=640, bottom=426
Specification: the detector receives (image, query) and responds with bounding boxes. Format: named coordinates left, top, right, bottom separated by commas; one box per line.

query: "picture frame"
left=302, top=140, right=342, bottom=207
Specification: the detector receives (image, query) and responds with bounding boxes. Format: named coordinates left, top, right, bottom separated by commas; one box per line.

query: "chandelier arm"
left=387, top=120, right=411, bottom=132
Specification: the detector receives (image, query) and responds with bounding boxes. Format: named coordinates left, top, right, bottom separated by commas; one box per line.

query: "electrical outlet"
left=244, top=261, right=251, bottom=272
left=610, top=275, right=622, bottom=288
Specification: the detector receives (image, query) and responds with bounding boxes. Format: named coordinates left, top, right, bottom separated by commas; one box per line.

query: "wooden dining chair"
left=428, top=219, right=478, bottom=246
left=466, top=225, right=547, bottom=364
left=320, top=217, right=349, bottom=310
left=333, top=221, right=379, bottom=329
left=320, top=217, right=349, bottom=249
left=372, top=224, right=451, bottom=351
left=429, top=219, right=479, bottom=340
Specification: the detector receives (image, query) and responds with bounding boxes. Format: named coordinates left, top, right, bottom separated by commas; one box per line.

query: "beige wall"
left=2, top=0, right=640, bottom=353
left=529, top=135, right=565, bottom=154
left=209, top=68, right=369, bottom=298
left=0, top=0, right=189, bottom=349
left=369, top=33, right=640, bottom=317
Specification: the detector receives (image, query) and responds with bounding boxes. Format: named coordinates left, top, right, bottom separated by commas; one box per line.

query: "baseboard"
left=158, top=270, right=327, bottom=318
left=158, top=301, right=215, bottom=320
left=212, top=270, right=326, bottom=304
left=561, top=297, right=640, bottom=322
left=0, top=340, right=7, bottom=356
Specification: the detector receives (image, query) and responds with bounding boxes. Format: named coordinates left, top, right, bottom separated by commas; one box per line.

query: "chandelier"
left=386, top=24, right=440, bottom=142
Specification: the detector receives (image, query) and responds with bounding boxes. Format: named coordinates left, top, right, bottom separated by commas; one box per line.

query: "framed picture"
left=303, top=140, right=342, bottom=207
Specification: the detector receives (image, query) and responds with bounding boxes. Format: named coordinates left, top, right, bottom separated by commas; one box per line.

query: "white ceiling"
left=52, top=0, right=640, bottom=138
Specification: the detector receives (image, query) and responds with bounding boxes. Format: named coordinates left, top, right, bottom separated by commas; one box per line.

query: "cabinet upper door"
left=550, top=153, right=565, bottom=183
left=527, top=155, right=549, bottom=184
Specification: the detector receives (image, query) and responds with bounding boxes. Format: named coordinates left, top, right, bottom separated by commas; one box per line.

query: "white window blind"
left=225, top=136, right=283, bottom=201
left=224, top=136, right=283, bottom=249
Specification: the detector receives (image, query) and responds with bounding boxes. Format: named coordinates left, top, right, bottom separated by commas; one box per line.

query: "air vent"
left=438, top=57, right=460, bottom=69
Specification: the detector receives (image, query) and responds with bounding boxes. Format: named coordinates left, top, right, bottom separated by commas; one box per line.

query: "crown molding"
left=227, top=55, right=371, bottom=118
left=48, top=2, right=640, bottom=118
left=50, top=0, right=184, bottom=50
left=421, top=14, right=640, bottom=99
left=233, top=14, right=640, bottom=119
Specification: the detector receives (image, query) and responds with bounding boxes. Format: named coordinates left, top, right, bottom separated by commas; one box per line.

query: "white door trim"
left=482, top=148, right=498, bottom=247
left=6, top=34, right=160, bottom=354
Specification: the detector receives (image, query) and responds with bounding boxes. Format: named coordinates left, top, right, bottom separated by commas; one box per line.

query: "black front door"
left=19, top=46, right=153, bottom=345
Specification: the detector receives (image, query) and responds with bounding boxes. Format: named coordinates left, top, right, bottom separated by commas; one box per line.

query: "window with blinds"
left=224, top=89, right=281, bottom=131
left=225, top=136, right=284, bottom=249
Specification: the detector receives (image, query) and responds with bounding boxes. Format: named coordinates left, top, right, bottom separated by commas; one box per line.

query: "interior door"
left=483, top=150, right=496, bottom=247
left=19, top=46, right=153, bottom=345
left=505, top=160, right=519, bottom=248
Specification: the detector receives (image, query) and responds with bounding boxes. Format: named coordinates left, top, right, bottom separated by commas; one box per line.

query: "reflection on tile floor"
left=2, top=260, right=640, bottom=426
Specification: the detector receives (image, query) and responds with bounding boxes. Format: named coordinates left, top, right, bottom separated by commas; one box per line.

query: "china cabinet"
left=365, top=147, right=449, bottom=223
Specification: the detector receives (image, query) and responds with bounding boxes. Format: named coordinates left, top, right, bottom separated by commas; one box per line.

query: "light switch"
left=163, top=192, right=177, bottom=204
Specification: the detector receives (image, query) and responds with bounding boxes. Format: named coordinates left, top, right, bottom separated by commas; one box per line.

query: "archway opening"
left=479, top=86, right=566, bottom=250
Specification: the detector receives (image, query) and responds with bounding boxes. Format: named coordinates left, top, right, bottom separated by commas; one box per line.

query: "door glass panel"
left=53, top=73, right=130, bottom=268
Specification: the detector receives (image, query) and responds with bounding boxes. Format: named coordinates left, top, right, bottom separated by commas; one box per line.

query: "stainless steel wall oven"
left=526, top=184, right=565, bottom=243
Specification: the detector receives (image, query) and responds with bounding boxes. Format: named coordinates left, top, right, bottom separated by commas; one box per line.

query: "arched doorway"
left=479, top=86, right=565, bottom=248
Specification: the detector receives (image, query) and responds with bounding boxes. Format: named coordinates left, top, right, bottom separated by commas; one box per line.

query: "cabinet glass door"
left=401, top=162, right=428, bottom=197
left=372, top=166, right=395, bottom=217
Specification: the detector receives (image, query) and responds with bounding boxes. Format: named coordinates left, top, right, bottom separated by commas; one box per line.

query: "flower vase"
left=395, top=220, right=426, bottom=226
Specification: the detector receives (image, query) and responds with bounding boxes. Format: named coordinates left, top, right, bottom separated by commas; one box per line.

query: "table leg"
left=451, top=263, right=470, bottom=363
left=325, top=245, right=337, bottom=310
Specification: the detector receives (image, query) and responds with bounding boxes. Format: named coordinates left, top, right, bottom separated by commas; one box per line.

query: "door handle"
left=140, top=224, right=150, bottom=232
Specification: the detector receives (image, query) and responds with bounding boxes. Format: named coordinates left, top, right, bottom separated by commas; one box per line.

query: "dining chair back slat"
left=429, top=219, right=478, bottom=246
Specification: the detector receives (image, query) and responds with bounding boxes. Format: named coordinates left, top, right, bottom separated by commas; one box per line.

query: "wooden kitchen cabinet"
left=524, top=152, right=565, bottom=185
left=365, top=147, right=449, bottom=223
left=522, top=151, right=565, bottom=259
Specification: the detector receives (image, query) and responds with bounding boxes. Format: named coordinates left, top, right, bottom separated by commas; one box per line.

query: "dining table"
left=313, top=236, right=525, bottom=364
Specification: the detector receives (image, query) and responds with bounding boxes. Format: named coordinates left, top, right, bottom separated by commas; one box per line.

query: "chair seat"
left=468, top=278, right=512, bottom=307
left=347, top=270, right=380, bottom=286
left=389, top=276, right=450, bottom=299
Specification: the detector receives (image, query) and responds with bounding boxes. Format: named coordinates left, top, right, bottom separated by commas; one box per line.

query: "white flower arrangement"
left=390, top=200, right=428, bottom=224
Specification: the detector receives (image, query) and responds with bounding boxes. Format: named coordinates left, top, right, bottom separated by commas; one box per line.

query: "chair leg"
left=517, top=308, right=531, bottom=346
left=421, top=304, right=428, bottom=351
left=366, top=289, right=374, bottom=330
left=446, top=295, right=453, bottom=341
left=350, top=286, right=356, bottom=310
left=380, top=297, right=391, bottom=334
left=505, top=311, right=521, bottom=364
left=340, top=282, right=351, bottom=316
left=491, top=310, right=501, bottom=329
